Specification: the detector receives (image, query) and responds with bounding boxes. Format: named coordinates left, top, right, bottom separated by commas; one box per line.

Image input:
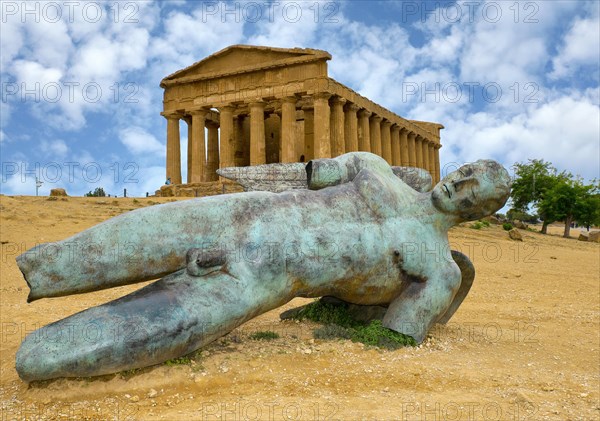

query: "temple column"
left=205, top=121, right=220, bottom=181
left=329, top=96, right=346, bottom=157
left=415, top=135, right=424, bottom=169
left=407, top=132, right=417, bottom=167
left=183, top=116, right=192, bottom=183
left=434, top=145, right=441, bottom=183
left=390, top=124, right=401, bottom=166
left=421, top=137, right=429, bottom=172
left=164, top=113, right=182, bottom=185
left=399, top=128, right=409, bottom=166
left=189, top=110, right=207, bottom=183
left=428, top=142, right=436, bottom=181
left=280, top=96, right=297, bottom=163
left=381, top=120, right=392, bottom=164
left=344, top=103, right=359, bottom=152
left=357, top=109, right=372, bottom=152
left=313, top=93, right=331, bottom=158
left=369, top=115, right=382, bottom=156
left=302, top=103, right=314, bottom=161
left=234, top=115, right=246, bottom=167
left=249, top=101, right=266, bottom=165
left=218, top=105, right=235, bottom=169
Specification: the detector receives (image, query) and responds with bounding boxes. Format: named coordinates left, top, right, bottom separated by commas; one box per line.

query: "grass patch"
left=314, top=324, right=353, bottom=340
left=249, top=331, right=280, bottom=341
left=292, top=300, right=416, bottom=350
left=164, top=355, right=193, bottom=366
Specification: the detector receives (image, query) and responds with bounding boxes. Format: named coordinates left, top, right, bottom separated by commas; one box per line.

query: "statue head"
left=431, top=160, right=511, bottom=221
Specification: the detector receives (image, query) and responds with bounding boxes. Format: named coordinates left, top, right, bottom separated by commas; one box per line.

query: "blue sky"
left=1, top=0, right=598, bottom=197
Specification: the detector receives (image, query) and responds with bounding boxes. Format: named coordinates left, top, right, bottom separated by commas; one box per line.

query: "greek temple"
left=160, top=45, right=443, bottom=189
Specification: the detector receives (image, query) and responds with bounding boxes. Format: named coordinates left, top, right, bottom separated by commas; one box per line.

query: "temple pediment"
left=161, top=45, right=331, bottom=87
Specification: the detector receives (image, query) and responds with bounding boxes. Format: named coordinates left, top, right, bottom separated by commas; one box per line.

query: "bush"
left=507, top=209, right=538, bottom=223
left=502, top=222, right=513, bottom=231
left=470, top=222, right=483, bottom=229
left=85, top=187, right=106, bottom=197
left=249, top=331, right=280, bottom=341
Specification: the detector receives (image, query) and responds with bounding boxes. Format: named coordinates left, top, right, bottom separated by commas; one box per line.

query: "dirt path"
left=1, top=195, right=598, bottom=420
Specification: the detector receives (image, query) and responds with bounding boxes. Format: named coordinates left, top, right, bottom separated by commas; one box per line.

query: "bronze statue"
left=16, top=152, right=510, bottom=381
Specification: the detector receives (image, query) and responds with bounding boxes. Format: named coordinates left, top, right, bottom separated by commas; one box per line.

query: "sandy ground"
left=0, top=195, right=598, bottom=421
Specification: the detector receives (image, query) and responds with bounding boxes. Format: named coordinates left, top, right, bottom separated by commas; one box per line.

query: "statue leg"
left=16, top=268, right=282, bottom=382
left=16, top=198, right=234, bottom=302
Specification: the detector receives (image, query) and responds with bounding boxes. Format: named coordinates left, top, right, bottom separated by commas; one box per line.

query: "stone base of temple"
left=154, top=181, right=244, bottom=198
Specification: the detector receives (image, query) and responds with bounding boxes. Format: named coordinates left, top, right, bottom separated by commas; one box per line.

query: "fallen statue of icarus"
left=15, top=152, right=510, bottom=381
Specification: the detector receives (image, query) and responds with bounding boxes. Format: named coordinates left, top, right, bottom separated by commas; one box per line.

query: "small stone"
left=508, top=228, right=523, bottom=241
left=147, top=389, right=158, bottom=398
left=513, top=219, right=528, bottom=229
left=129, top=395, right=139, bottom=403
left=50, top=188, right=68, bottom=197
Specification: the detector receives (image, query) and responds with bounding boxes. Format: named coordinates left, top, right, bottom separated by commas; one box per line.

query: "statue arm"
left=307, top=152, right=393, bottom=190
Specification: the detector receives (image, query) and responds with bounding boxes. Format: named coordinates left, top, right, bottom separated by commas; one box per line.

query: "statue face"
left=431, top=160, right=511, bottom=221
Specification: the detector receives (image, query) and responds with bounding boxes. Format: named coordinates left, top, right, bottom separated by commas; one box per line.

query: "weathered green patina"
left=15, top=152, right=511, bottom=381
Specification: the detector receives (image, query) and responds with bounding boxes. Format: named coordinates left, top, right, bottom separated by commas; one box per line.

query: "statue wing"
left=217, top=162, right=307, bottom=193
left=217, top=154, right=434, bottom=193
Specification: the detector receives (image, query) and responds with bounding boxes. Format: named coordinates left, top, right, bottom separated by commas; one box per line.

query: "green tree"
left=573, top=181, right=600, bottom=230
left=536, top=177, right=599, bottom=237
left=510, top=159, right=567, bottom=234
left=85, top=187, right=106, bottom=197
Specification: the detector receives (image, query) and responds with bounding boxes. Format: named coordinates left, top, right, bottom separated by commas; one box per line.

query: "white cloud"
left=247, top=1, right=320, bottom=47
left=0, top=11, right=25, bottom=73
left=439, top=96, right=600, bottom=181
left=551, top=13, right=600, bottom=79
left=119, top=127, right=164, bottom=156
left=149, top=5, right=245, bottom=72
left=22, top=18, right=73, bottom=71
left=40, top=139, right=69, bottom=158
left=12, top=60, right=63, bottom=87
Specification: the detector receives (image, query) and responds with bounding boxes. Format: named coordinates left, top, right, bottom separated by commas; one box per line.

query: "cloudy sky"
left=1, top=0, right=598, bottom=197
